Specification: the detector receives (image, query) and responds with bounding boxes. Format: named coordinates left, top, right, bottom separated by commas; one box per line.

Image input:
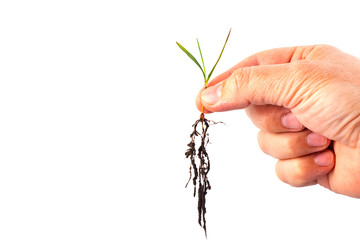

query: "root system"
left=185, top=113, right=221, bottom=237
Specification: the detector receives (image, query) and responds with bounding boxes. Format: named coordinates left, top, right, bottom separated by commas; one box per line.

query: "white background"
left=1, top=0, right=360, bottom=239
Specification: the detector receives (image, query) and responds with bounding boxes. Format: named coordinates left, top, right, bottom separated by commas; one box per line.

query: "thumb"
left=200, top=62, right=310, bottom=112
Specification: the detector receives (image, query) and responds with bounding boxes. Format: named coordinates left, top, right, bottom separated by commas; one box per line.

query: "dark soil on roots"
left=185, top=113, right=222, bottom=237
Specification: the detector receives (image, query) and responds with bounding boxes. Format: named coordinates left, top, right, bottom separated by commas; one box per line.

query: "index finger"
left=196, top=45, right=316, bottom=112
left=207, top=46, right=316, bottom=87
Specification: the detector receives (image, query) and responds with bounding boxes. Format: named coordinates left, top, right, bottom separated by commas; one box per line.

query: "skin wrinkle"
left=293, top=87, right=341, bottom=140
left=246, top=66, right=270, bottom=105
left=279, top=61, right=318, bottom=109
left=290, top=81, right=323, bottom=112
left=303, top=80, right=360, bottom=147
left=352, top=116, right=360, bottom=147
left=231, top=67, right=251, bottom=108
left=302, top=45, right=317, bottom=60
left=306, top=44, right=336, bottom=61
left=342, top=92, right=360, bottom=140
left=336, top=108, right=360, bottom=147
left=246, top=64, right=289, bottom=106
left=278, top=64, right=304, bottom=108
left=290, top=62, right=341, bottom=121
left=290, top=45, right=312, bottom=62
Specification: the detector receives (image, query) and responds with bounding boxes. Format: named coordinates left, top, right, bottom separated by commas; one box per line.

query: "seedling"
left=177, top=29, right=231, bottom=237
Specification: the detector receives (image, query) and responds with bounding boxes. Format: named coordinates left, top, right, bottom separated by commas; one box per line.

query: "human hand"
left=196, top=45, right=360, bottom=198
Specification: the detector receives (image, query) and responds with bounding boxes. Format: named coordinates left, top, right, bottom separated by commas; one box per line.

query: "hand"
left=196, top=45, right=360, bottom=198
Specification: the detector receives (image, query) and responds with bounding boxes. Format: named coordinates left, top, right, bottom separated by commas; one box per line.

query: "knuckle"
left=253, top=114, right=272, bottom=131
left=290, top=161, right=307, bottom=187
left=291, top=60, right=316, bottom=79
left=307, top=44, right=340, bottom=61
left=281, top=136, right=297, bottom=157
left=314, top=44, right=337, bottom=53
left=231, top=67, right=251, bottom=92
left=275, top=160, right=307, bottom=187
left=287, top=61, right=321, bottom=107
left=259, top=113, right=274, bottom=131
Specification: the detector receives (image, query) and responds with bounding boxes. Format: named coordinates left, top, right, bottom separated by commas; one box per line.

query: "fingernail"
left=315, top=151, right=333, bottom=167
left=306, top=132, right=328, bottom=147
left=201, top=83, right=222, bottom=105
left=281, top=112, right=302, bottom=130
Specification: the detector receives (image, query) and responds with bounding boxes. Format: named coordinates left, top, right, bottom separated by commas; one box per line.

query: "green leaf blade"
left=176, top=42, right=205, bottom=79
left=207, top=28, right=232, bottom=83
left=197, top=39, right=207, bottom=81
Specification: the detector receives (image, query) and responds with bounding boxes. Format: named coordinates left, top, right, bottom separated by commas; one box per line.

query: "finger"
left=196, top=87, right=213, bottom=113
left=195, top=68, right=234, bottom=113
left=198, top=46, right=322, bottom=113
left=245, top=105, right=304, bottom=132
left=275, top=150, right=335, bottom=187
left=201, top=61, right=312, bottom=112
left=206, top=45, right=315, bottom=88
left=196, top=45, right=315, bottom=113
left=258, top=130, right=331, bottom=160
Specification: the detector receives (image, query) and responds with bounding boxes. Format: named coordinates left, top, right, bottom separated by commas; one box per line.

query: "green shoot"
left=176, top=42, right=206, bottom=80
left=177, top=28, right=231, bottom=87
left=207, top=29, right=231, bottom=84
left=197, top=39, right=207, bottom=81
